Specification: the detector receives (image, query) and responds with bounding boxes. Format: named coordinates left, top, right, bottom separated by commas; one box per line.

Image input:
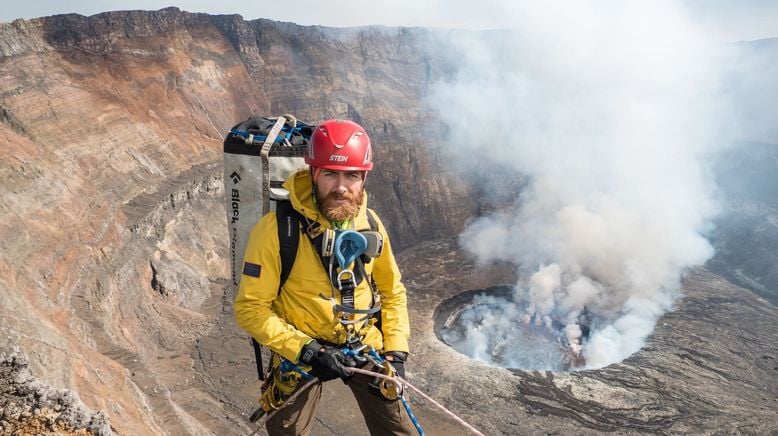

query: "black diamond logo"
left=230, top=171, right=241, bottom=184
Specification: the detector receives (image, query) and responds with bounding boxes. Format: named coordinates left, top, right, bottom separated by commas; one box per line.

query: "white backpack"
left=222, top=115, right=313, bottom=298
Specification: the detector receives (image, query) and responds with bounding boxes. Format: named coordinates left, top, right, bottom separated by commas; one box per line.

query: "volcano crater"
left=434, top=285, right=589, bottom=371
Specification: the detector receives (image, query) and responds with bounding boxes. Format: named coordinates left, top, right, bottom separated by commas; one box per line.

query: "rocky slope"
left=1, top=7, right=776, bottom=435
left=707, top=140, right=778, bottom=306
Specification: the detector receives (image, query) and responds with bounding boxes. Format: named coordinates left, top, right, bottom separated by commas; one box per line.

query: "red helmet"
left=305, top=119, right=373, bottom=171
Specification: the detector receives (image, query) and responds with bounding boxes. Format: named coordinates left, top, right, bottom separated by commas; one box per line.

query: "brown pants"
left=266, top=372, right=417, bottom=436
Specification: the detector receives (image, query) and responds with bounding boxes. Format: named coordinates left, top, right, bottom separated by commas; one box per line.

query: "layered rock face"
left=1, top=7, right=776, bottom=435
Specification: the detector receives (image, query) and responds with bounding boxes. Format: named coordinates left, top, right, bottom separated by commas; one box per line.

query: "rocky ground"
left=400, top=239, right=778, bottom=435
left=0, top=352, right=110, bottom=435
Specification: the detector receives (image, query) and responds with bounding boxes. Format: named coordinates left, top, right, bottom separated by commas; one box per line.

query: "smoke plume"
left=431, top=2, right=726, bottom=368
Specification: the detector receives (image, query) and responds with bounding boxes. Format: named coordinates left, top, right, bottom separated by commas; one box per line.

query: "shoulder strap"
left=250, top=338, right=265, bottom=380
left=252, top=200, right=299, bottom=381
left=276, top=200, right=300, bottom=290
left=366, top=208, right=378, bottom=232
left=363, top=209, right=382, bottom=329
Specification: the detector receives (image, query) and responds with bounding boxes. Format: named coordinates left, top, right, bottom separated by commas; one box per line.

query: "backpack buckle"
left=305, top=220, right=322, bottom=239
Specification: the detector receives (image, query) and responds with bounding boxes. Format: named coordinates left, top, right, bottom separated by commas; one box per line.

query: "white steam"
left=432, top=2, right=725, bottom=368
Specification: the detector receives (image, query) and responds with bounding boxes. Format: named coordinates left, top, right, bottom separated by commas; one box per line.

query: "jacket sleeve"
left=233, top=213, right=313, bottom=362
left=369, top=211, right=410, bottom=354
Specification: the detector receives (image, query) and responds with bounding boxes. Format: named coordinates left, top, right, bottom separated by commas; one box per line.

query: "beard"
left=317, top=189, right=364, bottom=222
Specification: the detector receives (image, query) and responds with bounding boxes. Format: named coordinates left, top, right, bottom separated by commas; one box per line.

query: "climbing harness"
left=299, top=221, right=383, bottom=342
left=329, top=230, right=375, bottom=326
left=249, top=344, right=420, bottom=432
left=247, top=345, right=486, bottom=436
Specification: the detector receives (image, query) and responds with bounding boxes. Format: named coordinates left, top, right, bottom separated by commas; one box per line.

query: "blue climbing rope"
left=402, top=397, right=425, bottom=436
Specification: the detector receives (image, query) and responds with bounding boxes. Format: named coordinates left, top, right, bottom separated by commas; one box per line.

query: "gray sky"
left=1, top=1, right=777, bottom=42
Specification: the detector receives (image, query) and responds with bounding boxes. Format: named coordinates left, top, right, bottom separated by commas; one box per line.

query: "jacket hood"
left=282, top=168, right=370, bottom=230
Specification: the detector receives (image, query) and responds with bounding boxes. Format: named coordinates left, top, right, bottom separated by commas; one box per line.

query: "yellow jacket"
left=234, top=169, right=410, bottom=363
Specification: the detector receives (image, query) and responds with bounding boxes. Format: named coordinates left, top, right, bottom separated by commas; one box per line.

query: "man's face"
left=314, top=169, right=365, bottom=221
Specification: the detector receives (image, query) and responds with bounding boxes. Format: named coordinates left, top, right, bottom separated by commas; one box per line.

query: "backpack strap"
left=251, top=200, right=300, bottom=381
left=250, top=339, right=265, bottom=380
left=276, top=200, right=300, bottom=290
left=258, top=116, right=288, bottom=214
left=363, top=208, right=383, bottom=331
left=366, top=208, right=378, bottom=232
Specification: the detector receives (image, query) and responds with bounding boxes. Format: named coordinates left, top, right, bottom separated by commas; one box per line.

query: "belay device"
left=223, top=114, right=313, bottom=379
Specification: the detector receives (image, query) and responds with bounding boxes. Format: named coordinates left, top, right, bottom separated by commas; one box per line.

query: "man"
left=234, top=119, right=415, bottom=435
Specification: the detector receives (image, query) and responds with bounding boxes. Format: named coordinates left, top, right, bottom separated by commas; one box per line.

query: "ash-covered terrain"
left=1, top=7, right=777, bottom=435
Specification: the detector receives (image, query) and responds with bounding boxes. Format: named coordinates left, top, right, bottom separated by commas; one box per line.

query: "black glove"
left=300, top=341, right=356, bottom=382
left=384, top=351, right=408, bottom=378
